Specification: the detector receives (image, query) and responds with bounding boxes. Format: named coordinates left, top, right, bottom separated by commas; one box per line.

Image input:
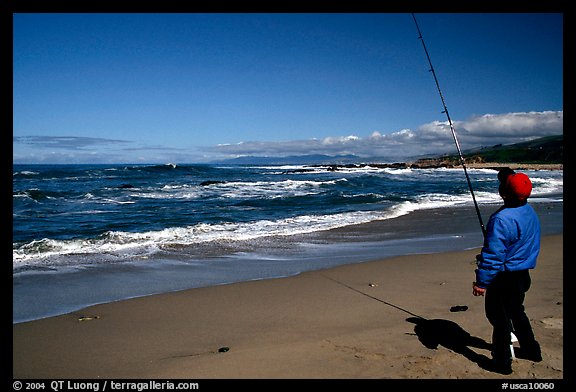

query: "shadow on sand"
left=406, top=317, right=495, bottom=371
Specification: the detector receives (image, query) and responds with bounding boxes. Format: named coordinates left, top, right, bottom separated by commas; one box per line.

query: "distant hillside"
left=414, top=135, right=563, bottom=167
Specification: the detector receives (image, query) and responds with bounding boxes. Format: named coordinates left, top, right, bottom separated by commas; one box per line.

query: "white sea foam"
left=127, top=178, right=348, bottom=201
left=13, top=170, right=39, bottom=176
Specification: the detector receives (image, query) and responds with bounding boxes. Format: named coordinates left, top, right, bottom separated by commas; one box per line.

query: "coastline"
left=13, top=233, right=563, bottom=379
left=13, top=201, right=563, bottom=324
left=322, top=161, right=564, bottom=171
left=463, top=162, right=563, bottom=171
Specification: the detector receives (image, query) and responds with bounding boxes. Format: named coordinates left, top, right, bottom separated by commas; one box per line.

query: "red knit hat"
left=506, top=173, right=532, bottom=200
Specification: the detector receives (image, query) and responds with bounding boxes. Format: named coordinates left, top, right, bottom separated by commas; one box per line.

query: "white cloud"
left=13, top=111, right=562, bottom=164
left=13, top=135, right=131, bottom=150
left=12, top=135, right=198, bottom=164
left=210, top=110, right=563, bottom=161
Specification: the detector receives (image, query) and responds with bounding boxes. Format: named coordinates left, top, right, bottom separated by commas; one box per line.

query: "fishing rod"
left=411, top=13, right=486, bottom=238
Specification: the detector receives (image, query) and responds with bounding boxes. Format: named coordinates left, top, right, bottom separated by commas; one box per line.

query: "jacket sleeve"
left=475, top=216, right=510, bottom=288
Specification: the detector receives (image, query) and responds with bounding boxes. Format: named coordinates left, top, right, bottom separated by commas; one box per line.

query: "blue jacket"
left=475, top=203, right=540, bottom=288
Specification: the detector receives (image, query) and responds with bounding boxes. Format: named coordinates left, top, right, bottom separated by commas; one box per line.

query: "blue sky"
left=13, top=13, right=563, bottom=164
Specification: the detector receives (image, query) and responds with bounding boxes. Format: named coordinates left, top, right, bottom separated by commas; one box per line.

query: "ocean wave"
left=126, top=178, right=349, bottom=201
left=13, top=170, right=39, bottom=177
left=530, top=176, right=563, bottom=195
left=123, top=163, right=178, bottom=171
left=12, top=193, right=487, bottom=269
left=12, top=165, right=563, bottom=271
left=213, top=178, right=347, bottom=199
left=13, top=188, right=61, bottom=201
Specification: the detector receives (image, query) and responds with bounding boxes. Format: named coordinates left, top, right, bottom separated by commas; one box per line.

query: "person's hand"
left=472, top=282, right=486, bottom=296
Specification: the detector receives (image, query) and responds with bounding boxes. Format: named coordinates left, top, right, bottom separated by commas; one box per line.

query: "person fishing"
left=472, top=168, right=543, bottom=374
left=411, top=15, right=542, bottom=375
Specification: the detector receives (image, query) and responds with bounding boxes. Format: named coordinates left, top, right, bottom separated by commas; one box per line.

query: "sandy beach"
left=13, top=233, right=563, bottom=381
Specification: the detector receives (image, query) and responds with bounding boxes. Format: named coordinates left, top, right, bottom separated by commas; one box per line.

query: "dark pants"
left=485, top=269, right=539, bottom=364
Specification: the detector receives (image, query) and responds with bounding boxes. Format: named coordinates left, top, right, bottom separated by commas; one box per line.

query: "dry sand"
left=13, top=235, right=563, bottom=381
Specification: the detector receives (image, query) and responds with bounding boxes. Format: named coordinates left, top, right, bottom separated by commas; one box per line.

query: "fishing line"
left=411, top=13, right=486, bottom=238
left=321, top=274, right=425, bottom=319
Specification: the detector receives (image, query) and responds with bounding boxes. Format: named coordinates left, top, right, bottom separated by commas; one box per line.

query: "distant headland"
left=314, top=134, right=563, bottom=171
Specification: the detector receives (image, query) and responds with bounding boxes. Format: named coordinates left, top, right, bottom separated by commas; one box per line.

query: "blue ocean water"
left=13, top=163, right=563, bottom=322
